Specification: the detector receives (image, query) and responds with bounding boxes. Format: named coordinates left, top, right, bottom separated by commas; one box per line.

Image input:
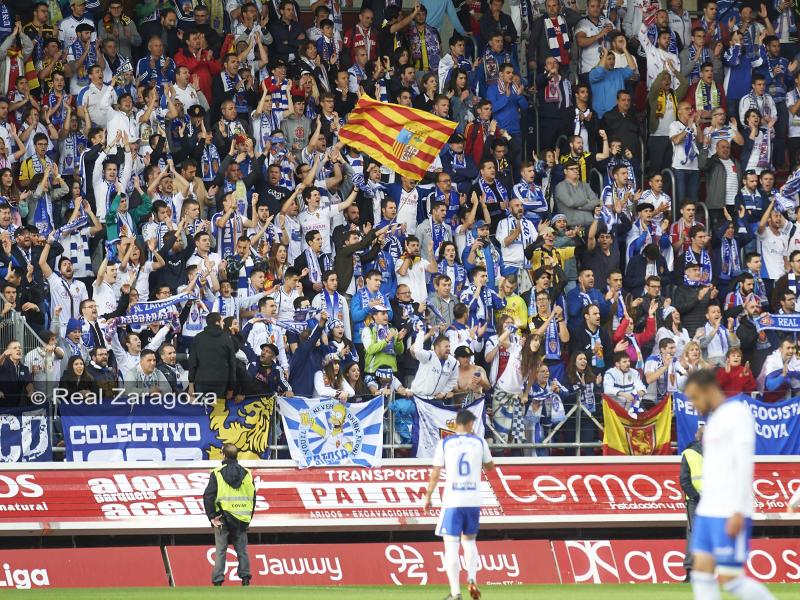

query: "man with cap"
left=453, top=345, right=491, bottom=398
left=98, top=0, right=141, bottom=61
left=674, top=261, right=718, bottom=336
left=67, top=23, right=103, bottom=96
left=625, top=201, right=672, bottom=263
left=362, top=303, right=406, bottom=375
left=246, top=342, right=293, bottom=396
left=57, top=316, right=91, bottom=369
left=59, top=0, right=96, bottom=50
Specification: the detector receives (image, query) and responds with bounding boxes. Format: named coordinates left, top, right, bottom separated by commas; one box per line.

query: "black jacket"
left=188, top=325, right=237, bottom=395
left=673, top=285, right=713, bottom=338
left=569, top=325, right=614, bottom=373
left=202, top=459, right=255, bottom=532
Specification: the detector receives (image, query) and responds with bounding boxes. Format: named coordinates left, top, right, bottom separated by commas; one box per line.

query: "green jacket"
left=105, top=192, right=153, bottom=239
left=361, top=324, right=404, bottom=373
left=647, top=69, right=689, bottom=134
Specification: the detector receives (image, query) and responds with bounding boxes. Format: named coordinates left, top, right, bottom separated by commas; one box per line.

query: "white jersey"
left=433, top=433, right=492, bottom=508
left=696, top=398, right=755, bottom=519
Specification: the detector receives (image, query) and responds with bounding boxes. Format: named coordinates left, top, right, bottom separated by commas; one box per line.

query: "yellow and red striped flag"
left=338, top=95, right=457, bottom=180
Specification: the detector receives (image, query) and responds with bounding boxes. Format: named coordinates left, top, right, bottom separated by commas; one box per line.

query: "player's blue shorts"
left=435, top=507, right=480, bottom=537
left=690, top=514, right=752, bottom=568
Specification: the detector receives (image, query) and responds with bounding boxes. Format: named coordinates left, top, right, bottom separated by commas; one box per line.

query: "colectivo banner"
left=0, top=405, right=52, bottom=463
left=2, top=460, right=798, bottom=535
left=59, top=395, right=275, bottom=462
left=674, top=392, right=800, bottom=454
left=411, top=396, right=486, bottom=458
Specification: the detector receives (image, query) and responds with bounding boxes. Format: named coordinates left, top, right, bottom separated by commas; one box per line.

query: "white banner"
left=412, top=397, right=485, bottom=458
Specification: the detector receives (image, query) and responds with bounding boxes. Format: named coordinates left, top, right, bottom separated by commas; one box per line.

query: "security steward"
left=203, top=443, right=256, bottom=586
left=679, top=426, right=704, bottom=582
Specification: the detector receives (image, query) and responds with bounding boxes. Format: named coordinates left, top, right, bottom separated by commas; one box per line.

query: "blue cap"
left=474, top=219, right=489, bottom=229
left=66, top=318, right=82, bottom=334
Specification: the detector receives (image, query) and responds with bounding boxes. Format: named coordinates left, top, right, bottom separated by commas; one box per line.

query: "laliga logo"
left=385, top=545, right=428, bottom=586
left=564, top=541, right=619, bottom=583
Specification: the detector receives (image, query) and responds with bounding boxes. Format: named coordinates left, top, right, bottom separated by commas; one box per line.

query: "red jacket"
left=716, top=364, right=757, bottom=395
left=173, top=48, right=222, bottom=104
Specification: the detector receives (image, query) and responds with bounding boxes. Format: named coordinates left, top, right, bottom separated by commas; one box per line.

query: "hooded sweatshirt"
left=203, top=458, right=255, bottom=532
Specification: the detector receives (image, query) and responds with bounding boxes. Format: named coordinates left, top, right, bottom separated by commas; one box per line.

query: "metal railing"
left=661, top=168, right=679, bottom=223
left=590, top=167, right=605, bottom=195
left=0, top=311, right=45, bottom=355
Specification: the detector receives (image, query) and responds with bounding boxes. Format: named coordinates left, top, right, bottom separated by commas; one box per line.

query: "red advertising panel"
left=167, top=541, right=559, bottom=586
left=0, top=547, right=167, bottom=589
left=1, top=460, right=798, bottom=534
left=552, top=539, right=800, bottom=584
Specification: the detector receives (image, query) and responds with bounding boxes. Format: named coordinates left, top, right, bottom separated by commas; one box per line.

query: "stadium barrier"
left=1, top=458, right=798, bottom=536
left=2, top=538, right=800, bottom=589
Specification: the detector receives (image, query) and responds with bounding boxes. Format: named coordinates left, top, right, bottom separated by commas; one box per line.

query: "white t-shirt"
left=432, top=433, right=492, bottom=508
left=758, top=225, right=790, bottom=280
left=669, top=120, right=699, bottom=170
left=93, top=281, right=118, bottom=317
left=395, top=257, right=430, bottom=304
left=46, top=272, right=88, bottom=327
left=696, top=399, right=755, bottom=518
left=719, top=158, right=739, bottom=206
left=397, top=188, right=420, bottom=235
left=575, top=17, right=607, bottom=74
left=298, top=206, right=334, bottom=255
left=789, top=88, right=800, bottom=138
left=496, top=342, right=524, bottom=395
left=495, top=215, right=537, bottom=268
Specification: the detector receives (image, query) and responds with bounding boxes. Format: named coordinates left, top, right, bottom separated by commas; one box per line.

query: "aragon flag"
left=338, top=95, right=457, bottom=180
left=602, top=394, right=673, bottom=455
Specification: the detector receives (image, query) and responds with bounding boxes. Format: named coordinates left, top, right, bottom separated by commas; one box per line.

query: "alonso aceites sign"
left=0, top=459, right=798, bottom=534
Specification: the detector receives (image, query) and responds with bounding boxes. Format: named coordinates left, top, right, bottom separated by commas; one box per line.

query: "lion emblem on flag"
left=624, top=424, right=657, bottom=455
left=207, top=396, right=275, bottom=460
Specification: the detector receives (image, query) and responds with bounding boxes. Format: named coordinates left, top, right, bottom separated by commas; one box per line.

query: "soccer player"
left=422, top=410, right=494, bottom=600
left=683, top=370, right=776, bottom=600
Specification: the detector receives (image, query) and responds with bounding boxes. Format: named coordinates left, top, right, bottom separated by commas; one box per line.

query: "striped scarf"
left=545, top=15, right=570, bottom=61
left=694, top=80, right=721, bottom=111
left=774, top=0, right=797, bottom=37
left=688, top=46, right=710, bottom=83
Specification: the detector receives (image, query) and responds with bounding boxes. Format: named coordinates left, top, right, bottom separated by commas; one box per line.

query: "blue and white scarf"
left=685, top=247, right=712, bottom=283
left=32, top=193, right=53, bottom=237
left=200, top=143, right=220, bottom=182
left=478, top=176, right=508, bottom=205
left=70, top=39, right=97, bottom=87
left=544, top=315, right=560, bottom=360
left=52, top=213, right=89, bottom=242
left=720, top=235, right=741, bottom=278
left=774, top=0, right=797, bottom=37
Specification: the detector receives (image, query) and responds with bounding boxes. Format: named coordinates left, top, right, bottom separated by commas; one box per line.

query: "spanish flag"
left=338, top=95, right=457, bottom=180
left=602, top=394, right=673, bottom=455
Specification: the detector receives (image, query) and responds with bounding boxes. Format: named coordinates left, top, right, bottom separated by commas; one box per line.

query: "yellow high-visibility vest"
left=682, top=447, right=703, bottom=498
left=213, top=467, right=255, bottom=524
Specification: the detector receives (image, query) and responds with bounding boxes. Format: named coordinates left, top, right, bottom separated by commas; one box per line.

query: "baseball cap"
left=636, top=202, right=655, bottom=212
left=75, top=23, right=94, bottom=33
left=370, top=304, right=389, bottom=313
left=454, top=346, right=474, bottom=358
left=260, top=343, right=279, bottom=356
left=474, top=220, right=489, bottom=229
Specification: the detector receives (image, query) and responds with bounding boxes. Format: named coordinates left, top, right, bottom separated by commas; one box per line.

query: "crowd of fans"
left=0, top=0, right=797, bottom=454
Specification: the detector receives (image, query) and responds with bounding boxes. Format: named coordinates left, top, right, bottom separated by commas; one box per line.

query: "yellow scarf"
left=655, top=89, right=677, bottom=119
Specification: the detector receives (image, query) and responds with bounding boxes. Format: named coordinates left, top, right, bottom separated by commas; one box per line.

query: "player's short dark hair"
left=455, top=409, right=476, bottom=427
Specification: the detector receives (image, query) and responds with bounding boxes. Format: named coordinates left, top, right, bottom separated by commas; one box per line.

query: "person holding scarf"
left=294, top=229, right=332, bottom=297
left=723, top=272, right=757, bottom=319
left=723, top=27, right=767, bottom=119
left=67, top=23, right=103, bottom=96
left=712, top=214, right=752, bottom=296
left=471, top=159, right=509, bottom=230
left=514, top=162, right=547, bottom=226
left=435, top=241, right=467, bottom=296
left=135, top=36, right=174, bottom=94
left=669, top=101, right=701, bottom=205
left=426, top=170, right=466, bottom=233
left=487, top=319, right=526, bottom=447
left=477, top=31, right=518, bottom=96
left=741, top=108, right=775, bottom=174
left=701, top=109, right=744, bottom=157
left=600, top=163, right=637, bottom=230
left=437, top=32, right=477, bottom=92
left=697, top=304, right=740, bottom=367
left=536, top=55, right=573, bottom=152
left=523, top=361, right=567, bottom=457
left=759, top=36, right=792, bottom=167
left=643, top=337, right=687, bottom=404
left=687, top=62, right=726, bottom=127
left=692, top=1, right=723, bottom=46
left=213, top=53, right=256, bottom=123
left=440, top=135, right=478, bottom=197
left=57, top=317, right=91, bottom=369
left=312, top=270, right=349, bottom=337
left=361, top=303, right=405, bottom=375
left=603, top=350, right=647, bottom=416
left=350, top=269, right=393, bottom=355
left=416, top=201, right=453, bottom=262
left=486, top=63, right=527, bottom=172
left=462, top=220, right=504, bottom=290
left=625, top=202, right=672, bottom=263
left=459, top=266, right=506, bottom=335
left=674, top=262, right=718, bottom=335
left=529, top=290, right=568, bottom=380
left=495, top=198, right=537, bottom=276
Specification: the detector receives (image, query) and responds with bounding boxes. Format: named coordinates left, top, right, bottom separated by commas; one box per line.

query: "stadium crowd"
left=0, top=0, right=797, bottom=453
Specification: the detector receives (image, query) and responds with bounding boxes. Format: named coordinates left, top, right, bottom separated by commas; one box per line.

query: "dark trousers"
left=787, top=136, right=800, bottom=170
left=774, top=101, right=789, bottom=168
left=647, top=135, right=673, bottom=175
left=683, top=498, right=698, bottom=571
left=212, top=523, right=251, bottom=584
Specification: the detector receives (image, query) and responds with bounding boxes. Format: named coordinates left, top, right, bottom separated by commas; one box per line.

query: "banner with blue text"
left=60, top=395, right=275, bottom=462
left=0, top=405, right=52, bottom=462
left=674, top=392, right=800, bottom=455
left=277, top=396, right=384, bottom=468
